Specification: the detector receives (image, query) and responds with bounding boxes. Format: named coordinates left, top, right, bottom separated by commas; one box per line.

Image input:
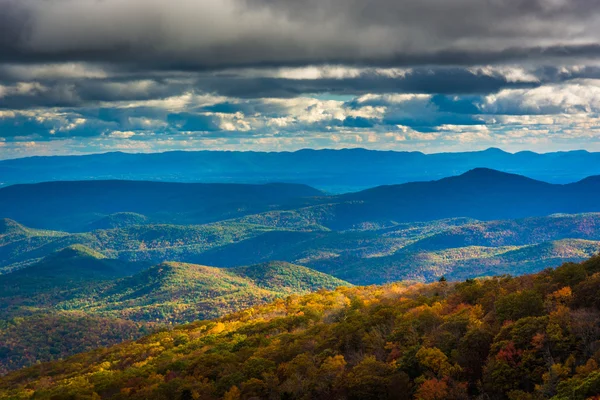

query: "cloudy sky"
left=2, top=0, right=600, bottom=158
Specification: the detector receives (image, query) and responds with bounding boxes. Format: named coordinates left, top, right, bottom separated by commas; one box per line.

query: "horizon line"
left=0, top=146, right=594, bottom=162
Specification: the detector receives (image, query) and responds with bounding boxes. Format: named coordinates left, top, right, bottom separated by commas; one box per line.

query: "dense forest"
left=1, top=256, right=600, bottom=399
left=2, top=171, right=600, bottom=398
left=0, top=248, right=349, bottom=373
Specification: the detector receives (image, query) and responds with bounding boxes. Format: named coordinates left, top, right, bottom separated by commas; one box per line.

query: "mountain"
left=3, top=148, right=600, bottom=192
left=85, top=212, right=149, bottom=230
left=0, top=218, right=66, bottom=247
left=4, top=212, right=600, bottom=286
left=0, top=253, right=349, bottom=373
left=232, top=261, right=348, bottom=294
left=0, top=245, right=148, bottom=301
left=0, top=246, right=349, bottom=322
left=2, top=256, right=599, bottom=399
left=73, top=261, right=349, bottom=323
left=320, top=239, right=600, bottom=284
left=3, top=170, right=600, bottom=286
left=402, top=213, right=600, bottom=251
left=326, top=168, right=600, bottom=229
left=5, top=169, right=600, bottom=233
left=0, top=220, right=288, bottom=273
left=0, top=181, right=323, bottom=231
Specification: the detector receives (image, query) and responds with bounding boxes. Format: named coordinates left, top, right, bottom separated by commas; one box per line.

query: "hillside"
left=0, top=249, right=349, bottom=323
left=0, top=219, right=69, bottom=273
left=5, top=169, right=600, bottom=234
left=3, top=213, right=600, bottom=285
left=69, top=261, right=349, bottom=323
left=401, top=213, right=600, bottom=251
left=0, top=313, right=153, bottom=375
left=3, top=148, right=600, bottom=192
left=0, top=255, right=349, bottom=373
left=320, top=239, right=600, bottom=284
left=86, top=213, right=150, bottom=230
left=0, top=181, right=323, bottom=231
left=0, top=222, right=280, bottom=273
left=2, top=256, right=599, bottom=399
left=0, top=245, right=147, bottom=301
left=327, top=169, right=600, bottom=229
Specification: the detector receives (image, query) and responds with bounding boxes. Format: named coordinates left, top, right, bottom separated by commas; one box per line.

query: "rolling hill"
left=3, top=212, right=600, bottom=285
left=0, top=251, right=350, bottom=373
left=0, top=248, right=349, bottom=323
left=0, top=244, right=147, bottom=298
left=0, top=181, right=323, bottom=231
left=324, top=168, right=600, bottom=229
left=69, top=261, right=349, bottom=323
left=5, top=169, right=600, bottom=234
left=318, top=239, right=600, bottom=284
left=2, top=256, right=599, bottom=399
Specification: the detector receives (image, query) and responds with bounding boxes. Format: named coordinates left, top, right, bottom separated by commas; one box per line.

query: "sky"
left=2, top=0, right=600, bottom=159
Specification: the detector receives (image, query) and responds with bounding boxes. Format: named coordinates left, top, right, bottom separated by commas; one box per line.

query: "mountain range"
left=0, top=181, right=321, bottom=231
left=0, top=245, right=349, bottom=373
left=0, top=245, right=347, bottom=322
left=4, top=168, right=600, bottom=232
left=3, top=168, right=600, bottom=284
left=3, top=148, right=600, bottom=192
left=3, top=167, right=600, bottom=379
left=2, top=255, right=599, bottom=399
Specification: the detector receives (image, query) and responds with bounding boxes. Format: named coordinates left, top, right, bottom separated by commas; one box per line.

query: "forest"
left=1, top=255, right=600, bottom=399
left=2, top=170, right=600, bottom=397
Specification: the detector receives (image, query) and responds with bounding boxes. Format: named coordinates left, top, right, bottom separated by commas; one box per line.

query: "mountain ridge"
left=4, top=147, right=600, bottom=192
left=0, top=180, right=324, bottom=231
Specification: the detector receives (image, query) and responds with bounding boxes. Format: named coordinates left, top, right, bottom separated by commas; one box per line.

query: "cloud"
left=2, top=0, right=600, bottom=157
left=1, top=0, right=600, bottom=69
left=480, top=81, right=600, bottom=114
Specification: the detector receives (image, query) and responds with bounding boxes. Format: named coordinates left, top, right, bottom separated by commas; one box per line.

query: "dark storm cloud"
left=1, top=0, right=600, bottom=69
left=2, top=0, right=600, bottom=157
left=0, top=66, right=550, bottom=110
left=198, top=69, right=540, bottom=99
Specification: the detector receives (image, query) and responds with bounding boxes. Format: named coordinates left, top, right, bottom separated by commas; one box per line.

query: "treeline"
left=1, top=257, right=600, bottom=399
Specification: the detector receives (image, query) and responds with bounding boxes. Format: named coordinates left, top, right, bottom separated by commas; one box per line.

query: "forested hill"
left=1, top=256, right=600, bottom=399
left=5, top=169, right=600, bottom=232
left=0, top=254, right=350, bottom=374
left=329, top=168, right=600, bottom=228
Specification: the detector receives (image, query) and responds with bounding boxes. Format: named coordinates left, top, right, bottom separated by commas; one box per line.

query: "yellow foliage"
left=209, top=322, right=226, bottom=334
left=416, top=347, right=454, bottom=377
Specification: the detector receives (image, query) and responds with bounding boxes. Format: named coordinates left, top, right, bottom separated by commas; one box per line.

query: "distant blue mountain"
left=3, top=168, right=600, bottom=232
left=330, top=168, right=600, bottom=228
left=0, top=181, right=322, bottom=231
left=2, top=148, right=600, bottom=192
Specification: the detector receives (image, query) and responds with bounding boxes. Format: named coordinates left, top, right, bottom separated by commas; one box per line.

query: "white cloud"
left=356, top=94, right=431, bottom=104
left=110, top=130, right=136, bottom=138
left=111, top=92, right=228, bottom=111
left=481, top=81, right=600, bottom=114
left=468, top=66, right=539, bottom=83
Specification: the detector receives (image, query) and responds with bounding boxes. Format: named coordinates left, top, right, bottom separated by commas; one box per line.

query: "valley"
left=2, top=168, right=600, bottom=391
